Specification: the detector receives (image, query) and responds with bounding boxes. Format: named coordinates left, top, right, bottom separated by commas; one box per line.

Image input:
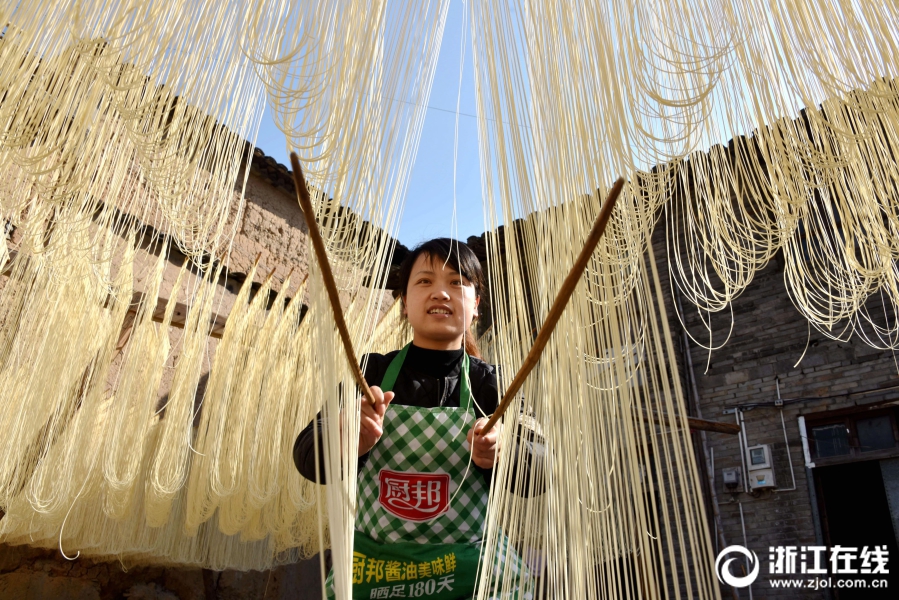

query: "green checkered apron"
left=325, top=345, right=530, bottom=600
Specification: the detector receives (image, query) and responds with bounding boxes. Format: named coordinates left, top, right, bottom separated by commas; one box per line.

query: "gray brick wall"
left=655, top=231, right=899, bottom=599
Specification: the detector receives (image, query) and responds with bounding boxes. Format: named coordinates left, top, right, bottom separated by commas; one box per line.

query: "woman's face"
left=403, top=253, right=480, bottom=351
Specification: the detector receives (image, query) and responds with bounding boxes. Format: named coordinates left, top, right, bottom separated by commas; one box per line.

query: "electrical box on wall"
left=722, top=467, right=743, bottom=493
left=746, top=444, right=777, bottom=489
left=748, top=468, right=776, bottom=490
left=747, top=444, right=773, bottom=471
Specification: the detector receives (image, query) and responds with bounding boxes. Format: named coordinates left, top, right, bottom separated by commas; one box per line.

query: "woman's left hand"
left=468, top=418, right=500, bottom=469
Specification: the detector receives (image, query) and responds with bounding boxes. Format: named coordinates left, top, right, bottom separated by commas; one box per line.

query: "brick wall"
left=0, top=150, right=398, bottom=599
left=663, top=240, right=899, bottom=599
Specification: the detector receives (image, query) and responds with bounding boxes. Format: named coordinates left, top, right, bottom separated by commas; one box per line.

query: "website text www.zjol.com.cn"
left=768, top=577, right=888, bottom=590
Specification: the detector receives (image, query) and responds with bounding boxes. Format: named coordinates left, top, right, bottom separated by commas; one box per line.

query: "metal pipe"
left=709, top=448, right=718, bottom=555
left=804, top=466, right=833, bottom=600
left=739, top=502, right=754, bottom=600
left=739, top=409, right=751, bottom=448
left=675, top=290, right=739, bottom=599
left=798, top=416, right=814, bottom=469
left=773, top=378, right=797, bottom=492
left=775, top=408, right=797, bottom=492
left=736, top=409, right=750, bottom=493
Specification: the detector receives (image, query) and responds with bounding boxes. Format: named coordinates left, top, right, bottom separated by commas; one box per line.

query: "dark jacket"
left=292, top=347, right=543, bottom=496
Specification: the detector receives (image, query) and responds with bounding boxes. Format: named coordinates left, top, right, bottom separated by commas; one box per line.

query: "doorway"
left=815, top=460, right=899, bottom=599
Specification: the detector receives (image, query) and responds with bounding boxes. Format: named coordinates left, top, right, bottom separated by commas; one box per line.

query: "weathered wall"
left=0, top=149, right=390, bottom=599
left=0, top=543, right=324, bottom=600
left=668, top=242, right=899, bottom=598
left=227, top=167, right=310, bottom=299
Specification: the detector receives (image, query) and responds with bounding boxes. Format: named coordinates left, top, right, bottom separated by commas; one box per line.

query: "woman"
left=294, top=238, right=533, bottom=599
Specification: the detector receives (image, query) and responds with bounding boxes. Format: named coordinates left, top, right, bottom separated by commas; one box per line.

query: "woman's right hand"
left=358, top=386, right=394, bottom=456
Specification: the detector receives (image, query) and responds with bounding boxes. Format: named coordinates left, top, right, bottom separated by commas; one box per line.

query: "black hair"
left=397, top=238, right=486, bottom=358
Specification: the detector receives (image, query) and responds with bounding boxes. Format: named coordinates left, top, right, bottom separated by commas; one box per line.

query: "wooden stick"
left=290, top=153, right=378, bottom=406
left=687, top=417, right=741, bottom=435
left=482, top=177, right=626, bottom=433
left=642, top=406, right=741, bottom=435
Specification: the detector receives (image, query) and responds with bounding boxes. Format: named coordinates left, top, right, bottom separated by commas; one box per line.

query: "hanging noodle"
left=0, top=2, right=897, bottom=597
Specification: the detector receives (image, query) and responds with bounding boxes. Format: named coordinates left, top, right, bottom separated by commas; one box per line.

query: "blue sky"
left=253, top=1, right=485, bottom=248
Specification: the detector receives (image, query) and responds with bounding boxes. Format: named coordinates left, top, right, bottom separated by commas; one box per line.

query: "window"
left=807, top=407, right=899, bottom=464
left=811, top=423, right=851, bottom=458
left=856, top=416, right=894, bottom=452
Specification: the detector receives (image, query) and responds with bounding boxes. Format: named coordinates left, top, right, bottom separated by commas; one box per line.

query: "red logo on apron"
left=378, top=469, right=450, bottom=521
